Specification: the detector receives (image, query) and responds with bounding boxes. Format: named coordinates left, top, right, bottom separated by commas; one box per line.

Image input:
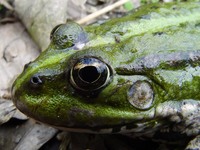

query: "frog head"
left=12, top=22, right=159, bottom=133
left=12, top=2, right=200, bottom=134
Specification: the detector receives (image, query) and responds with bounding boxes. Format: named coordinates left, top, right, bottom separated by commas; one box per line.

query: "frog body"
left=12, top=2, right=200, bottom=149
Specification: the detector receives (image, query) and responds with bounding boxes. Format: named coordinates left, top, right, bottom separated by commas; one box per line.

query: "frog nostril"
left=30, top=75, right=43, bottom=85
left=23, top=61, right=32, bottom=70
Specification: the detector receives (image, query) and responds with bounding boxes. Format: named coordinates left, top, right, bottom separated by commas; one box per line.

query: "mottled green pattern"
left=12, top=2, right=200, bottom=148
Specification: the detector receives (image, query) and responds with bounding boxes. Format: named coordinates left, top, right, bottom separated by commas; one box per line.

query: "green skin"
left=12, top=2, right=200, bottom=148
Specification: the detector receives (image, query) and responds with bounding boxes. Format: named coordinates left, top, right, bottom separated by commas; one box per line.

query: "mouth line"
left=50, top=122, right=149, bottom=134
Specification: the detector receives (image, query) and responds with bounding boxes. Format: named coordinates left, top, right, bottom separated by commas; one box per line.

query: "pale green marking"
left=155, top=66, right=200, bottom=86
left=87, top=10, right=200, bottom=47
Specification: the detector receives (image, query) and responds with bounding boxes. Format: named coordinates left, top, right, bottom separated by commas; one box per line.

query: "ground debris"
left=0, top=98, right=16, bottom=125
left=0, top=22, right=40, bottom=98
left=14, top=0, right=69, bottom=50
left=0, top=119, right=58, bottom=150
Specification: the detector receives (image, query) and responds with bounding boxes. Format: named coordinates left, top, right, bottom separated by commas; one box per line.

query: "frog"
left=11, top=1, right=200, bottom=149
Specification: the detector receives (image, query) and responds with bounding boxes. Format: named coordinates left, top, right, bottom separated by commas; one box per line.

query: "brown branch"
left=77, top=0, right=130, bottom=24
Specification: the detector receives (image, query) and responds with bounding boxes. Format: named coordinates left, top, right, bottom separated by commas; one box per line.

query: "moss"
left=12, top=2, right=200, bottom=131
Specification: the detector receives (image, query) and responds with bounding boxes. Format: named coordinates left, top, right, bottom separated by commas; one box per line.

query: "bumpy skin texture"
left=12, top=2, right=200, bottom=149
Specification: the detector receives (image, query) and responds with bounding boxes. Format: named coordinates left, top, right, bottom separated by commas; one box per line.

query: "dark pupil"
left=79, top=66, right=100, bottom=83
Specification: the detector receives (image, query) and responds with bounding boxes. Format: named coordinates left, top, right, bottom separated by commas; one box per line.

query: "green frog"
left=12, top=1, right=200, bottom=149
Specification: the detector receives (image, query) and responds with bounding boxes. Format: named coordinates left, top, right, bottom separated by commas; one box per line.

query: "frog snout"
left=11, top=82, right=17, bottom=105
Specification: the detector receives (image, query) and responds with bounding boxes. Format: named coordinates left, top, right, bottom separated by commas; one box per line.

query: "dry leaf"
left=14, top=0, right=69, bottom=51
left=67, top=0, right=87, bottom=20
left=0, top=22, right=40, bottom=98
left=0, top=99, right=16, bottom=125
left=14, top=121, right=58, bottom=150
left=0, top=119, right=58, bottom=150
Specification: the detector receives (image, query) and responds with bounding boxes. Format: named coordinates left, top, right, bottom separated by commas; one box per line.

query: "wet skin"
left=12, top=2, right=200, bottom=149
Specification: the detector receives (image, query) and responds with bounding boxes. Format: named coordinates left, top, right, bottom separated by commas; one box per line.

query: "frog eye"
left=50, top=22, right=88, bottom=50
left=127, top=81, right=154, bottom=110
left=70, top=57, right=112, bottom=93
left=50, top=24, right=62, bottom=40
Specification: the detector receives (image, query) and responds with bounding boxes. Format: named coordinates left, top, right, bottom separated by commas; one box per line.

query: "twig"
left=77, top=0, right=130, bottom=24
left=0, top=0, right=14, bottom=10
left=0, top=17, right=17, bottom=23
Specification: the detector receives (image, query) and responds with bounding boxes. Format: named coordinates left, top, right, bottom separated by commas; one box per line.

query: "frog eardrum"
left=70, top=57, right=112, bottom=93
left=127, top=81, right=154, bottom=109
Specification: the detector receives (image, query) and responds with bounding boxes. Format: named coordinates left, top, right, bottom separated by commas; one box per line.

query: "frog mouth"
left=51, top=121, right=157, bottom=134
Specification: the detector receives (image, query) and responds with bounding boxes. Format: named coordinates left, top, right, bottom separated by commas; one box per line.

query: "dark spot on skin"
left=150, top=6, right=159, bottom=10
left=172, top=6, right=177, bottom=10
left=114, top=35, right=121, bottom=43
left=195, top=23, right=200, bottom=28
left=68, top=107, right=95, bottom=127
left=116, top=31, right=125, bottom=36
left=153, top=32, right=164, bottom=36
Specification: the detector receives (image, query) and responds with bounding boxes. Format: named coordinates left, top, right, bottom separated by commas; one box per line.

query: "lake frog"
left=12, top=2, right=200, bottom=149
